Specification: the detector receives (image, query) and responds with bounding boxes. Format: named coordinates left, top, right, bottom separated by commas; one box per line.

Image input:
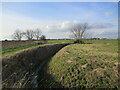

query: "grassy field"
left=83, top=39, right=118, bottom=44
left=1, top=40, right=41, bottom=57
left=2, top=40, right=74, bottom=57
left=1, top=39, right=119, bottom=88
left=2, top=44, right=41, bottom=57
left=47, top=40, right=75, bottom=44
left=40, top=39, right=119, bottom=88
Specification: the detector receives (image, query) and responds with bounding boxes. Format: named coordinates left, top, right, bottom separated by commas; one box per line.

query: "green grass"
left=2, top=39, right=117, bottom=57
left=2, top=43, right=55, bottom=57
left=2, top=44, right=41, bottom=57
left=83, top=39, right=118, bottom=44
left=2, top=40, right=74, bottom=56
left=47, top=40, right=75, bottom=44
left=41, top=40, right=118, bottom=88
left=2, top=40, right=74, bottom=58
left=47, top=39, right=118, bottom=45
left=2, top=44, right=38, bottom=54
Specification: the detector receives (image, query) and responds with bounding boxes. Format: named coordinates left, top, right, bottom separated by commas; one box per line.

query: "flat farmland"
left=1, top=39, right=119, bottom=88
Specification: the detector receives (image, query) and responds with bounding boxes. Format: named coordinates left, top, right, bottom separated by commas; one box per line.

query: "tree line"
left=12, top=28, right=46, bottom=41
left=12, top=23, right=89, bottom=43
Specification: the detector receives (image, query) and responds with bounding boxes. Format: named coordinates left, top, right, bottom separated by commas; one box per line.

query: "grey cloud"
left=104, top=12, right=112, bottom=17
left=47, top=22, right=116, bottom=33
left=100, top=30, right=118, bottom=39
left=42, top=21, right=117, bottom=39
left=45, top=21, right=76, bottom=33
left=89, top=23, right=115, bottom=29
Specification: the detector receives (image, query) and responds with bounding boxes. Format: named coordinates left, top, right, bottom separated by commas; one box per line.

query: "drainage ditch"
left=2, top=43, right=70, bottom=88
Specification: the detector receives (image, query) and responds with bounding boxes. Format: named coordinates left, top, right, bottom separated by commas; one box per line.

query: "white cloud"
left=43, top=20, right=80, bottom=33
left=1, top=11, right=118, bottom=40
left=89, top=27, right=118, bottom=39
left=1, top=12, right=79, bottom=40
left=1, top=12, right=45, bottom=40
left=104, top=12, right=112, bottom=17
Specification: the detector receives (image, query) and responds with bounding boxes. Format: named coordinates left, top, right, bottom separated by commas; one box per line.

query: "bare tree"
left=34, top=28, right=42, bottom=40
left=24, top=29, right=34, bottom=40
left=71, top=23, right=88, bottom=43
left=83, top=32, right=91, bottom=39
left=12, top=29, right=24, bottom=41
left=40, top=35, right=46, bottom=40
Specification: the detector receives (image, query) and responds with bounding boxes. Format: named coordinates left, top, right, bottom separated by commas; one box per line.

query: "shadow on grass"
left=2, top=43, right=70, bottom=88
left=37, top=57, right=64, bottom=88
left=36, top=44, right=71, bottom=88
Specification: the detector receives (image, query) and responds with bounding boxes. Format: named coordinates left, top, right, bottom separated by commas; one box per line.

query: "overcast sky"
left=0, top=1, right=118, bottom=40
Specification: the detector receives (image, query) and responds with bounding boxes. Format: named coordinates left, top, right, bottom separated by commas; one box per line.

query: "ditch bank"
left=2, top=43, right=70, bottom=88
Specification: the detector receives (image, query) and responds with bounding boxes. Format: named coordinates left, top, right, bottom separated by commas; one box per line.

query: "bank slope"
left=41, top=42, right=119, bottom=88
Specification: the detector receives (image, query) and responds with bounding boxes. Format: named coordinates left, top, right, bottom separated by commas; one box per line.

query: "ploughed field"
left=39, top=40, right=119, bottom=88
